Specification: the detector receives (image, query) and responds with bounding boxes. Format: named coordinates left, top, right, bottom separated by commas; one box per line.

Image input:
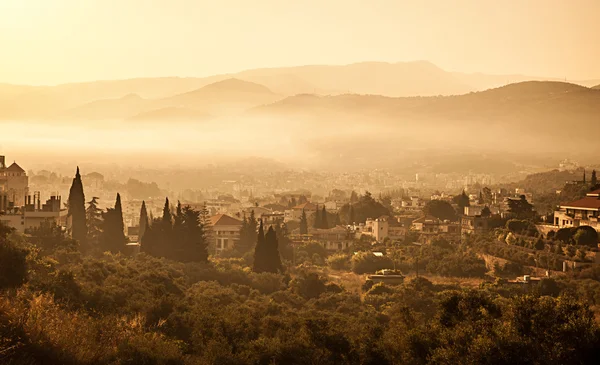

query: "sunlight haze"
left=1, top=0, right=599, bottom=85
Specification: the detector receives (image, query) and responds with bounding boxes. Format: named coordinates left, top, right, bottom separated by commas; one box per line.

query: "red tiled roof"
left=293, top=202, right=318, bottom=210
left=6, top=162, right=24, bottom=173
left=561, top=196, right=600, bottom=210
left=210, top=214, right=242, bottom=226
left=588, top=188, right=600, bottom=196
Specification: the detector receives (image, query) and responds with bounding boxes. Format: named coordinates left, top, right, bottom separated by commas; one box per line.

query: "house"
left=209, top=214, right=242, bottom=254
left=360, top=216, right=407, bottom=243
left=290, top=226, right=353, bottom=251
left=324, top=200, right=343, bottom=212
left=553, top=189, right=600, bottom=232
left=242, top=206, right=273, bottom=220
left=286, top=202, right=318, bottom=221
left=461, top=215, right=492, bottom=235
left=401, top=196, right=424, bottom=210
left=412, top=216, right=460, bottom=243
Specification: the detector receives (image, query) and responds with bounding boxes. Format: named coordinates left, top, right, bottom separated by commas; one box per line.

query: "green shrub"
left=0, top=240, right=28, bottom=290
left=351, top=252, right=394, bottom=274
left=326, top=253, right=350, bottom=270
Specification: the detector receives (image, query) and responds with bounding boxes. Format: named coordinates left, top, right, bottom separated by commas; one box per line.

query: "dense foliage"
left=2, top=216, right=600, bottom=364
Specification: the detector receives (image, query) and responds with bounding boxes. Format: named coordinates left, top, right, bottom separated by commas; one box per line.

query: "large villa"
left=553, top=188, right=600, bottom=232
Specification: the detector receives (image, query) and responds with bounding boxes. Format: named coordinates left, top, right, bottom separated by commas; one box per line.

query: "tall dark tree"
left=264, top=226, right=283, bottom=273
left=321, top=206, right=329, bottom=229
left=198, top=203, right=213, bottom=254
left=340, top=192, right=389, bottom=224
left=274, top=221, right=292, bottom=261
left=481, top=206, right=492, bottom=217
left=99, top=193, right=127, bottom=254
left=253, top=220, right=266, bottom=272
left=591, top=170, right=598, bottom=188
left=254, top=223, right=282, bottom=273
left=583, top=169, right=586, bottom=183
left=176, top=206, right=209, bottom=262
left=423, top=200, right=457, bottom=221
left=162, top=197, right=172, bottom=228
left=350, top=190, right=359, bottom=204
left=478, top=191, right=485, bottom=205
left=507, top=195, right=535, bottom=219
left=482, top=187, right=493, bottom=204
left=299, top=210, right=308, bottom=234
left=68, top=167, right=87, bottom=245
left=138, top=200, right=149, bottom=242
left=453, top=190, right=470, bottom=214
left=313, top=205, right=321, bottom=229
left=85, top=197, right=102, bottom=251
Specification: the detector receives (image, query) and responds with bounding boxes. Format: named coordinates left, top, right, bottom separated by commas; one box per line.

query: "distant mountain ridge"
left=1, top=61, right=599, bottom=121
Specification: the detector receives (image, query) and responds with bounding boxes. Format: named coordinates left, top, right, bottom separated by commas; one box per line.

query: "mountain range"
left=1, top=61, right=599, bottom=121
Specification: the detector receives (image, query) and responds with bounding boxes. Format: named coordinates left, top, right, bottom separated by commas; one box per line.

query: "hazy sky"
left=1, top=0, right=598, bottom=85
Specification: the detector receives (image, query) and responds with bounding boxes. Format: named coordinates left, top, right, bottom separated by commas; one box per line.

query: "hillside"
left=248, top=81, right=600, bottom=163
left=157, top=78, right=282, bottom=117
left=55, top=79, right=281, bottom=121
left=594, top=84, right=600, bottom=90
left=2, top=62, right=599, bottom=120
left=61, top=94, right=150, bottom=120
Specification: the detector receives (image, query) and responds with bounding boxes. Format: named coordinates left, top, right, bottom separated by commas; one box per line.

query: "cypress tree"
left=264, top=226, right=282, bottom=273
left=592, top=170, right=598, bottom=188
left=68, top=167, right=87, bottom=245
left=162, top=197, right=172, bottom=228
left=299, top=209, right=308, bottom=234
left=179, top=205, right=209, bottom=262
left=349, top=205, right=355, bottom=224
left=99, top=193, right=127, bottom=254
left=115, top=193, right=125, bottom=237
left=313, top=205, right=320, bottom=229
left=321, top=206, right=329, bottom=229
left=85, top=196, right=102, bottom=250
left=198, top=203, right=213, bottom=255
left=253, top=220, right=266, bottom=272
left=478, top=191, right=485, bottom=205
left=583, top=169, right=586, bottom=184
left=139, top=201, right=148, bottom=242
left=335, top=213, right=341, bottom=226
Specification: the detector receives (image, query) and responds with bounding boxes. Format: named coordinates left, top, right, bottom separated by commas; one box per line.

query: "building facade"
left=0, top=155, right=29, bottom=208
left=209, top=214, right=242, bottom=254
left=553, top=189, right=600, bottom=232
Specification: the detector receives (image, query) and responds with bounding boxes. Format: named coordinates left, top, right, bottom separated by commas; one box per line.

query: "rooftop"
left=292, top=202, right=318, bottom=210
left=4, top=162, right=25, bottom=173
left=561, top=196, right=600, bottom=210
left=210, top=214, right=242, bottom=226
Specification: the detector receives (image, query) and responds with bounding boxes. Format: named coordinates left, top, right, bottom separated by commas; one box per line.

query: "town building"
left=285, top=202, right=318, bottom=221
left=209, top=214, right=242, bottom=254
left=356, top=217, right=407, bottom=243
left=290, top=226, right=353, bottom=251
left=411, top=216, right=460, bottom=243
left=0, top=195, right=67, bottom=233
left=553, top=189, right=600, bottom=232
left=0, top=155, right=29, bottom=208
left=461, top=215, right=493, bottom=236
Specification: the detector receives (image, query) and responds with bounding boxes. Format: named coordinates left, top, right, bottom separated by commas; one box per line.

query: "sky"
left=0, top=0, right=599, bottom=85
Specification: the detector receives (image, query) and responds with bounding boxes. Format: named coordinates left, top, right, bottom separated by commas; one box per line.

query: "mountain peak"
left=199, top=78, right=274, bottom=94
